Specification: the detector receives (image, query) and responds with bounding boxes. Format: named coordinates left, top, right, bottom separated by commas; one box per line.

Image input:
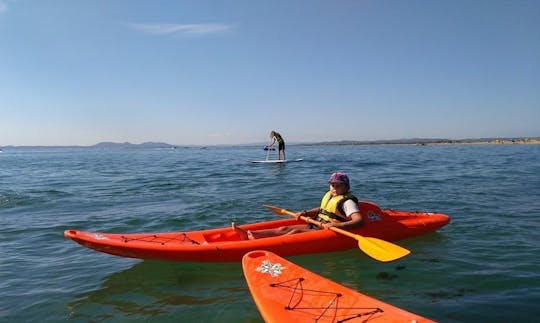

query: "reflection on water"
left=67, top=260, right=258, bottom=321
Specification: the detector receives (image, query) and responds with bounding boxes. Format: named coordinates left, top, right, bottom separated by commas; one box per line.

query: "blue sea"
left=1, top=144, right=539, bottom=322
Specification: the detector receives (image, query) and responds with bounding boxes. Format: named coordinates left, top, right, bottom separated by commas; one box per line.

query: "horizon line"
left=2, top=136, right=539, bottom=148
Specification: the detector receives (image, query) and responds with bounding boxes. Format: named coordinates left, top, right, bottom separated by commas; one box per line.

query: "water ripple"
left=1, top=145, right=539, bottom=322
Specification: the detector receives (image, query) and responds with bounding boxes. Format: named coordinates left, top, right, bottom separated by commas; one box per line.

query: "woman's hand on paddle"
left=321, top=223, right=334, bottom=230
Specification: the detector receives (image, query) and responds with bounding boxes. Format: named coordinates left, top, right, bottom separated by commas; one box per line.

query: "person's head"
left=328, top=172, right=350, bottom=195
left=270, top=130, right=276, bottom=138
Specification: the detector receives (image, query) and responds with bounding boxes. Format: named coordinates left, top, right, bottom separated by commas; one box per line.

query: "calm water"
left=1, top=144, right=539, bottom=322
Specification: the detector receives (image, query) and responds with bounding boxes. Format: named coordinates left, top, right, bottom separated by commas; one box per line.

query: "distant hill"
left=92, top=142, right=175, bottom=149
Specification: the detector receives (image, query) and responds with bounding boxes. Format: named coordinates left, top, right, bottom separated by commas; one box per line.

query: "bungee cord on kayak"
left=243, top=251, right=437, bottom=322
left=120, top=233, right=200, bottom=245
left=269, top=276, right=384, bottom=322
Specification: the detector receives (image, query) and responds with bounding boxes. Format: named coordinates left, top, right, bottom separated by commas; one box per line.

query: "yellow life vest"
left=317, top=191, right=358, bottom=224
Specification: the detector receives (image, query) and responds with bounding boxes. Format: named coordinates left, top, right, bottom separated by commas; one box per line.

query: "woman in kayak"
left=233, top=172, right=363, bottom=240
left=268, top=130, right=286, bottom=160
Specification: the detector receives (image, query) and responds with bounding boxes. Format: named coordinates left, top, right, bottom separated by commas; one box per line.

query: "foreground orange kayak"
left=64, top=201, right=450, bottom=262
left=243, top=250, right=437, bottom=322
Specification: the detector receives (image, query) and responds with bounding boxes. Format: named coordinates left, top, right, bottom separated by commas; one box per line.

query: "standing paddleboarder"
left=268, top=130, right=286, bottom=160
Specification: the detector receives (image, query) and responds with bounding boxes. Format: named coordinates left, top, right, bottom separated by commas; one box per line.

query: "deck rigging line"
left=270, top=277, right=383, bottom=322
left=120, top=233, right=200, bottom=245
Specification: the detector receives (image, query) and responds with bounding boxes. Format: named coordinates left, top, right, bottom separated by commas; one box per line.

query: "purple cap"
left=329, top=172, right=350, bottom=186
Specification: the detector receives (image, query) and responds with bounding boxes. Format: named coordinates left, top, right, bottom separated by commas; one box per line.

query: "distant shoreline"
left=309, top=137, right=540, bottom=146
left=1, top=137, right=539, bottom=149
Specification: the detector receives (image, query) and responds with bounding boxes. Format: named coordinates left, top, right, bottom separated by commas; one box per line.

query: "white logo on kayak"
left=92, top=233, right=107, bottom=240
left=367, top=211, right=381, bottom=221
left=256, top=260, right=286, bottom=277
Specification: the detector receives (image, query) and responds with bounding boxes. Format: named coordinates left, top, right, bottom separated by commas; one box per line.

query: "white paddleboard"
left=251, top=159, right=303, bottom=163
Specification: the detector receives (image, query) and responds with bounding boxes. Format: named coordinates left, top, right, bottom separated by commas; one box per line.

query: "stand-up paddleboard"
left=251, top=158, right=303, bottom=163
left=243, top=250, right=437, bottom=323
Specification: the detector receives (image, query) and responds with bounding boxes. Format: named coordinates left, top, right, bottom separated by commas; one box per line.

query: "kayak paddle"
left=263, top=204, right=410, bottom=262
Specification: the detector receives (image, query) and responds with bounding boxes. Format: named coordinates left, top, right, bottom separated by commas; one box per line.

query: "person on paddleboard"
left=268, top=130, right=286, bottom=160
left=233, top=172, right=363, bottom=239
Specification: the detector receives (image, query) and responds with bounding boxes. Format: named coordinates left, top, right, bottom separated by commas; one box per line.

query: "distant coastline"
left=309, top=137, right=540, bottom=146
left=1, top=137, right=539, bottom=149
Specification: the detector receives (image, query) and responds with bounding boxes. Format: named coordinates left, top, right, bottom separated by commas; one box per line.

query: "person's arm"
left=331, top=212, right=363, bottom=229
left=325, top=199, right=363, bottom=229
left=268, top=137, right=276, bottom=147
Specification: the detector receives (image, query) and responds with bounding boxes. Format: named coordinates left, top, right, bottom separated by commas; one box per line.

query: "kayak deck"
left=243, top=250, right=436, bottom=322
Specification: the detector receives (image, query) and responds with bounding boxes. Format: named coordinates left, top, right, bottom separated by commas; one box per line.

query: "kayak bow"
left=242, top=250, right=437, bottom=322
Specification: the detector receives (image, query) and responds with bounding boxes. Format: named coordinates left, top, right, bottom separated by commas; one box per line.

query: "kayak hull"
left=64, top=201, right=450, bottom=262
left=242, top=250, right=436, bottom=322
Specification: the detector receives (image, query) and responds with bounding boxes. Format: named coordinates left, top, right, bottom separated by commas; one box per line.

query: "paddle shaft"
left=263, top=204, right=411, bottom=262
left=282, top=208, right=358, bottom=238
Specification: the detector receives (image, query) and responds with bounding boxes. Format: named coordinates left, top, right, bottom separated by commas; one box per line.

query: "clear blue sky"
left=1, top=0, right=539, bottom=146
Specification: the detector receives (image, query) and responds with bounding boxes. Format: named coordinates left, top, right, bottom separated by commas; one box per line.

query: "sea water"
left=1, top=144, right=539, bottom=322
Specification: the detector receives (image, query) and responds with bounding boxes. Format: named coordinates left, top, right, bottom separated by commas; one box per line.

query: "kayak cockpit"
left=203, top=230, right=242, bottom=243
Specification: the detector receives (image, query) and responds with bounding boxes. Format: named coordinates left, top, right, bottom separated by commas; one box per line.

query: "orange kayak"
left=64, top=201, right=450, bottom=262
left=243, top=250, right=437, bottom=322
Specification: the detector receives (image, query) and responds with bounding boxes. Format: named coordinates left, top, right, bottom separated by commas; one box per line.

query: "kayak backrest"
left=358, top=201, right=386, bottom=221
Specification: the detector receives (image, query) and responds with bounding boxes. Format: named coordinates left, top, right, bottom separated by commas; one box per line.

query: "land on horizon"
left=1, top=137, right=539, bottom=149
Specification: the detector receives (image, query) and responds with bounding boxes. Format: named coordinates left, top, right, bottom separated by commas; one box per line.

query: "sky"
left=1, top=0, right=539, bottom=146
